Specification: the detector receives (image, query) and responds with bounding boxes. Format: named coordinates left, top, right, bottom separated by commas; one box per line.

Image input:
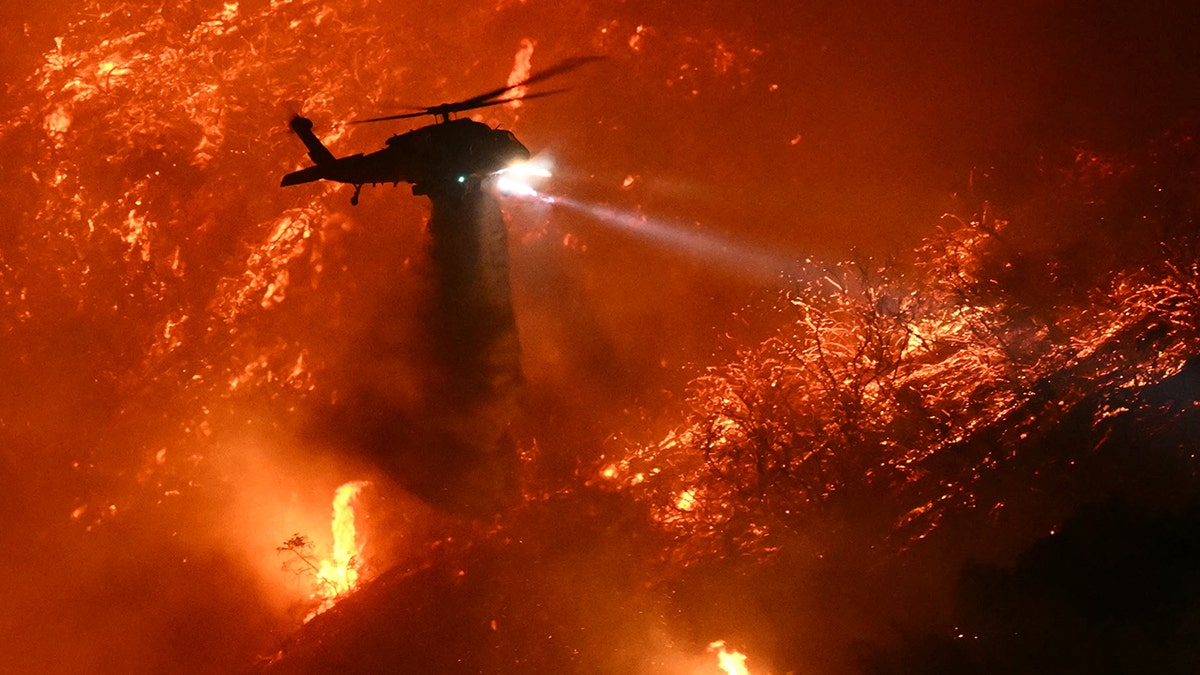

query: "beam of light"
left=495, top=163, right=812, bottom=285
left=531, top=192, right=808, bottom=285
left=496, top=174, right=539, bottom=197
left=494, top=155, right=554, bottom=197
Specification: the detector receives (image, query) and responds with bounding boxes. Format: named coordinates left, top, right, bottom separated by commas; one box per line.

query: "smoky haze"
left=1, top=0, right=1199, bottom=672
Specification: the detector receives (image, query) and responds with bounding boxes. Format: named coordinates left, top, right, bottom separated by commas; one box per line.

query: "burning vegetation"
left=612, top=206, right=1200, bottom=562
left=3, top=1, right=1200, bottom=673
left=258, top=138, right=1200, bottom=673
left=277, top=480, right=371, bottom=621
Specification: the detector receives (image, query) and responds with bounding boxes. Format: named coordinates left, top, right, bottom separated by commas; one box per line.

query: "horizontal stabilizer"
left=280, top=165, right=326, bottom=187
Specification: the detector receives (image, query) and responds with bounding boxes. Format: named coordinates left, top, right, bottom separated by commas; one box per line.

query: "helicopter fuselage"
left=281, top=116, right=530, bottom=201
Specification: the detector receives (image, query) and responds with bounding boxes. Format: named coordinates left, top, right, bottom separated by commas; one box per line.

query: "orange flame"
left=675, top=487, right=698, bottom=511
left=313, top=481, right=369, bottom=613
left=506, top=38, right=535, bottom=108
left=708, top=640, right=750, bottom=675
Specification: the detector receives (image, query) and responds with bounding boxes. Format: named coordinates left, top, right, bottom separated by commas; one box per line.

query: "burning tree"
left=277, top=481, right=372, bottom=621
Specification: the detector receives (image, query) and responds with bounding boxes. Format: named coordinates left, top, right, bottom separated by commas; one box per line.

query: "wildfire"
left=505, top=38, right=536, bottom=108
left=312, top=480, right=370, bottom=616
left=675, top=487, right=698, bottom=511
left=708, top=640, right=751, bottom=675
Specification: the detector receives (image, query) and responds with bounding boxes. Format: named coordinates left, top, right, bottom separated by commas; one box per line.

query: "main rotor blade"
left=448, top=89, right=567, bottom=114
left=457, top=55, right=605, bottom=109
left=350, top=54, right=602, bottom=125
left=351, top=89, right=569, bottom=124
left=349, top=110, right=431, bottom=124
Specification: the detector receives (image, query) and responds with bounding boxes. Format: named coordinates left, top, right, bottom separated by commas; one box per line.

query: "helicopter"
left=280, top=56, right=602, bottom=204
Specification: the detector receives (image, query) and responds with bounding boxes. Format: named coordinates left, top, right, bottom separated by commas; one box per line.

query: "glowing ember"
left=708, top=640, right=750, bottom=675
left=675, top=487, right=698, bottom=511
left=313, top=481, right=370, bottom=614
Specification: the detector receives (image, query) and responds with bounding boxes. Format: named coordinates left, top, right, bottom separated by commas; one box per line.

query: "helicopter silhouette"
left=281, top=56, right=602, bottom=204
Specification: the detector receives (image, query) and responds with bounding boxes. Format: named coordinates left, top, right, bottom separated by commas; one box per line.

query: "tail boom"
left=290, top=116, right=336, bottom=166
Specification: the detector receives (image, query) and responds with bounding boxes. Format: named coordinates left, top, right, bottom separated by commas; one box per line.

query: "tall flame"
left=506, top=38, right=536, bottom=108
left=708, top=640, right=751, bottom=675
left=315, top=481, right=370, bottom=608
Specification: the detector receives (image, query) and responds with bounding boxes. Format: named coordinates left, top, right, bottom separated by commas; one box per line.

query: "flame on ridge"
left=506, top=38, right=535, bottom=108
left=708, top=640, right=751, bottom=675
left=312, top=480, right=370, bottom=615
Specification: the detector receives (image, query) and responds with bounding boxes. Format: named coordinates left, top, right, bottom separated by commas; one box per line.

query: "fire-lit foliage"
left=4, top=0, right=1200, bottom=672
left=608, top=186, right=1200, bottom=563
left=264, top=192, right=1200, bottom=671
left=1, top=0, right=366, bottom=518
left=0, top=3, right=474, bottom=670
